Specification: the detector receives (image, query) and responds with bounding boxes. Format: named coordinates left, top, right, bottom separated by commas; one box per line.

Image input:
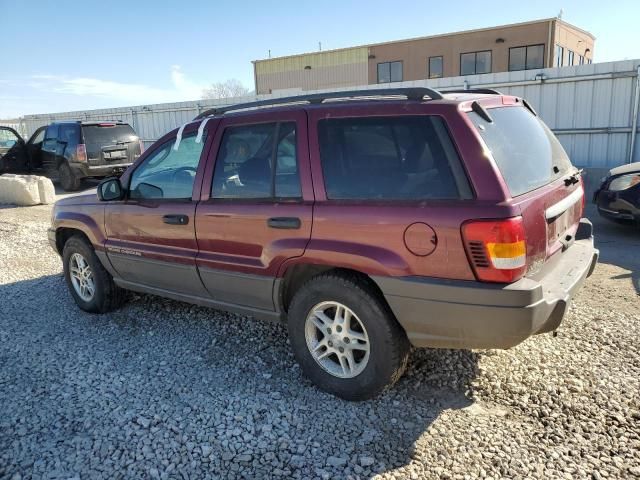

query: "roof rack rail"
left=441, top=88, right=503, bottom=95
left=194, top=87, right=444, bottom=119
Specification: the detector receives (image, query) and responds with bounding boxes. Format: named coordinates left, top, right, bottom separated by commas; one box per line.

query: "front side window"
left=377, top=61, right=403, bottom=83
left=461, top=51, right=491, bottom=75
left=509, top=44, right=544, bottom=71
left=31, top=128, right=45, bottom=144
left=318, top=116, right=471, bottom=200
left=212, top=122, right=301, bottom=199
left=0, top=128, right=20, bottom=148
left=429, top=56, right=443, bottom=78
left=129, top=133, right=206, bottom=200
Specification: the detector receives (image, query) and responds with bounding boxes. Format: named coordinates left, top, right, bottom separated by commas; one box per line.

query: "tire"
left=62, top=236, right=127, bottom=313
left=287, top=272, right=410, bottom=401
left=58, top=162, right=81, bottom=191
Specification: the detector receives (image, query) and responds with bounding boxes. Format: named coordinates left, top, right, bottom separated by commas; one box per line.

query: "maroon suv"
left=48, top=88, right=599, bottom=400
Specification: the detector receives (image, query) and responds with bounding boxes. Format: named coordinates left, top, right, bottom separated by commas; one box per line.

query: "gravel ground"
left=0, top=196, right=639, bottom=480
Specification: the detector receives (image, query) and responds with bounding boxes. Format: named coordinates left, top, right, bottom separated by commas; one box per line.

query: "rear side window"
left=468, top=106, right=573, bottom=196
left=82, top=124, right=137, bottom=145
left=44, top=125, right=58, bottom=140
left=318, top=116, right=471, bottom=200
left=212, top=122, right=301, bottom=199
left=58, top=124, right=80, bottom=147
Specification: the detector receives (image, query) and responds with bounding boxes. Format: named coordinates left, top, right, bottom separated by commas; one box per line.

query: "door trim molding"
left=114, top=278, right=284, bottom=323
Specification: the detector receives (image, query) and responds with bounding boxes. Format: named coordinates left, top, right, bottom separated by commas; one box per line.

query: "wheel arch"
left=55, top=227, right=92, bottom=255
left=277, top=262, right=393, bottom=319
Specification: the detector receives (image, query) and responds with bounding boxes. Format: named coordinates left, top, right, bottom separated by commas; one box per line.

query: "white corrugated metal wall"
left=10, top=59, right=640, bottom=179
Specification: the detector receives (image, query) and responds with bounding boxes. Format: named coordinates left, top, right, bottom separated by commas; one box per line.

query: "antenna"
left=319, top=41, right=322, bottom=52
left=268, top=49, right=271, bottom=59
left=557, top=8, right=564, bottom=19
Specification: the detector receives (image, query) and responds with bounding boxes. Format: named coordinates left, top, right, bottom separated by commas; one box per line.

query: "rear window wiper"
left=563, top=169, right=582, bottom=187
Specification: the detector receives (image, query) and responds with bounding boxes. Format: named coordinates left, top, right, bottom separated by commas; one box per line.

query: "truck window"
left=318, top=116, right=470, bottom=200
left=467, top=106, right=573, bottom=197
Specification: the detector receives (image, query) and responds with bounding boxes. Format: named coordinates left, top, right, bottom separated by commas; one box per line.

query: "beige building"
left=253, top=18, right=595, bottom=94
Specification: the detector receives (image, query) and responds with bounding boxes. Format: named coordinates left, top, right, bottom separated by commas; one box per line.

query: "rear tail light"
left=138, top=139, right=145, bottom=154
left=579, top=175, right=585, bottom=217
left=462, top=217, right=527, bottom=283
left=76, top=144, right=87, bottom=162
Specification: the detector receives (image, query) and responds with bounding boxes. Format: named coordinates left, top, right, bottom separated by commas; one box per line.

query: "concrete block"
left=37, top=176, right=56, bottom=204
left=0, top=174, right=56, bottom=206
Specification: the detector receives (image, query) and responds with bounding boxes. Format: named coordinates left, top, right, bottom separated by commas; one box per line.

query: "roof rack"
left=194, top=87, right=444, bottom=119
left=441, top=88, right=503, bottom=95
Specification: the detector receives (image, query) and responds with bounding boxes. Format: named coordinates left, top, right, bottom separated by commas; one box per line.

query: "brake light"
left=76, top=144, right=87, bottom=162
left=461, top=217, right=527, bottom=283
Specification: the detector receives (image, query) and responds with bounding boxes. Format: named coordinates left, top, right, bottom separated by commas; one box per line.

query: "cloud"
left=29, top=66, right=205, bottom=105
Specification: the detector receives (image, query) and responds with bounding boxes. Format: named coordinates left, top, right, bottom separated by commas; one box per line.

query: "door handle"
left=163, top=214, right=189, bottom=225
left=267, top=217, right=301, bottom=229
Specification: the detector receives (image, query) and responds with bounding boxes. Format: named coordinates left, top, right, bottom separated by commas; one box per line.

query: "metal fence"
left=7, top=59, right=640, bottom=178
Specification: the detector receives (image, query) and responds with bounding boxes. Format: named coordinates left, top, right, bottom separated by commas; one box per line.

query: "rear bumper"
left=374, top=218, right=599, bottom=350
left=70, top=162, right=132, bottom=178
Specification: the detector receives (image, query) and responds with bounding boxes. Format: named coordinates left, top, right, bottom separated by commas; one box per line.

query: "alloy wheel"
left=69, top=253, right=95, bottom=302
left=304, top=301, right=370, bottom=378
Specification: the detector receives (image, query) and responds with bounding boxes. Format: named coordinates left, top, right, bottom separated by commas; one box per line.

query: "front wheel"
left=62, top=236, right=127, bottom=313
left=287, top=272, right=410, bottom=401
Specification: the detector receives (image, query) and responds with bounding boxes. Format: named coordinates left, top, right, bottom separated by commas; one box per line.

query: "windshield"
left=468, top=106, right=574, bottom=196
left=82, top=124, right=137, bottom=145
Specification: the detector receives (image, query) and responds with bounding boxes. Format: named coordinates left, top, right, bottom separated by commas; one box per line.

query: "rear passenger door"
left=41, top=124, right=60, bottom=172
left=195, top=110, right=313, bottom=311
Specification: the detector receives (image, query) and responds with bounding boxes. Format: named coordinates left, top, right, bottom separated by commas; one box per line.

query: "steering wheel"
left=172, top=166, right=197, bottom=182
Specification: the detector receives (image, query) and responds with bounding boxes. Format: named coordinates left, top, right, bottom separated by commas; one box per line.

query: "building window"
left=428, top=56, right=443, bottom=78
left=578, top=55, right=584, bottom=65
left=377, top=61, right=403, bottom=83
left=460, top=51, right=491, bottom=75
left=555, top=45, right=564, bottom=67
left=508, top=44, right=545, bottom=71
left=587, top=58, right=592, bottom=65
left=567, top=50, right=574, bottom=66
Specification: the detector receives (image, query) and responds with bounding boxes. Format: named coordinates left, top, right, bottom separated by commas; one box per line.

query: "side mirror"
left=97, top=177, right=124, bottom=201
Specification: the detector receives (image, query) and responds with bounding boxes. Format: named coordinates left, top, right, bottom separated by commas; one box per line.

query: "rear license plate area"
left=548, top=201, right=579, bottom=244
left=104, top=150, right=127, bottom=160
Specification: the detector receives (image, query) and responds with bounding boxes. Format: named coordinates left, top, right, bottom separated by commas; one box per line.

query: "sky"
left=1, top=0, right=639, bottom=118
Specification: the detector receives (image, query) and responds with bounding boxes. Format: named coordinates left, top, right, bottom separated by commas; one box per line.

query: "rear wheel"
left=287, top=272, right=410, bottom=401
left=62, top=236, right=127, bottom=313
left=58, top=162, right=81, bottom=191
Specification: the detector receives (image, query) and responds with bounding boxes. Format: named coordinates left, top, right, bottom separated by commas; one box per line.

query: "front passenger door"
left=105, top=128, right=212, bottom=297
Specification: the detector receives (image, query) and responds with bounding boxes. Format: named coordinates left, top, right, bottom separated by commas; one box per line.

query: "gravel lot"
left=0, top=191, right=639, bottom=480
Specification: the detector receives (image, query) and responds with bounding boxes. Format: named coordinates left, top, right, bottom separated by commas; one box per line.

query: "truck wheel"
left=62, top=236, right=127, bottom=313
left=287, top=272, right=410, bottom=401
left=59, top=162, right=81, bottom=191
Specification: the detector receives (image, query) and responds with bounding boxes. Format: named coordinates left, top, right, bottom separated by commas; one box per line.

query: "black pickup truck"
left=0, top=121, right=142, bottom=191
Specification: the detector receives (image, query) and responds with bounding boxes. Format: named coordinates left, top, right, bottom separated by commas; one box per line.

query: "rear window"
left=318, top=116, right=471, bottom=200
left=468, top=106, right=573, bottom=196
left=82, top=124, right=137, bottom=145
